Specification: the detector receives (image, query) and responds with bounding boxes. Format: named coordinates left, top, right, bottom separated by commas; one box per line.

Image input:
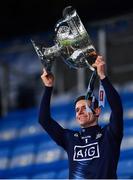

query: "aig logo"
left=73, top=142, right=100, bottom=161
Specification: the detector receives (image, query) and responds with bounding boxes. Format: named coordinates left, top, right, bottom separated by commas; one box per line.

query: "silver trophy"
left=31, top=6, right=97, bottom=72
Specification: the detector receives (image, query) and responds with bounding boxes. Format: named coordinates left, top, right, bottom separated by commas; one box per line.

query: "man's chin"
left=79, top=121, right=88, bottom=127
left=77, top=118, right=92, bottom=127
left=78, top=120, right=93, bottom=127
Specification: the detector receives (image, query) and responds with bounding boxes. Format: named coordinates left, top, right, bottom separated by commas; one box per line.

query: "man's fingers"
left=43, top=68, right=48, bottom=76
left=96, top=56, right=105, bottom=62
left=42, top=68, right=52, bottom=78
left=92, top=58, right=105, bottom=68
left=92, top=63, right=97, bottom=68
left=41, top=74, right=45, bottom=79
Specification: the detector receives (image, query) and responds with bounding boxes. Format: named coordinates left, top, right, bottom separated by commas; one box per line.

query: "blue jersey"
left=39, top=77, right=123, bottom=179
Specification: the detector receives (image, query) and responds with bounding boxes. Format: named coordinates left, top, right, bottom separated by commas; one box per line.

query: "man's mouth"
left=79, top=115, right=87, bottom=120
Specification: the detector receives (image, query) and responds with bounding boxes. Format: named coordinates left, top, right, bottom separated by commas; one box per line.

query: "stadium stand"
left=0, top=14, right=133, bottom=179
left=0, top=88, right=133, bottom=179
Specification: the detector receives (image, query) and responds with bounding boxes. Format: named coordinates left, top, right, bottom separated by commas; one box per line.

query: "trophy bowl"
left=55, top=6, right=97, bottom=71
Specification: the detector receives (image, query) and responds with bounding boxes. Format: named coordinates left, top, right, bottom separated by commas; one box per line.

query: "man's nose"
left=79, top=108, right=84, bottom=114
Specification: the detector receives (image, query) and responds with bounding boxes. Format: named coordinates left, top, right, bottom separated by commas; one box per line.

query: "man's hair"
left=74, top=95, right=98, bottom=109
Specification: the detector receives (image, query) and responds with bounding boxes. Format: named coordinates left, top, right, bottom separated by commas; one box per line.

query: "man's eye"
left=83, top=106, right=86, bottom=110
left=76, top=108, right=79, bottom=112
left=81, top=106, right=86, bottom=111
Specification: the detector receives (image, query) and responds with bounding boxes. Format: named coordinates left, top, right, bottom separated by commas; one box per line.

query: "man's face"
left=75, top=99, right=99, bottom=128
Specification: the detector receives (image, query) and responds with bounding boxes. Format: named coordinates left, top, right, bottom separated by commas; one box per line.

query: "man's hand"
left=41, top=68, right=54, bottom=87
left=92, top=56, right=106, bottom=80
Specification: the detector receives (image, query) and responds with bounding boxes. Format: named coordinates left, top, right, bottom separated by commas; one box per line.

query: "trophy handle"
left=31, top=39, right=52, bottom=73
left=55, top=18, right=68, bottom=34
left=31, top=39, right=44, bottom=60
left=55, top=6, right=75, bottom=33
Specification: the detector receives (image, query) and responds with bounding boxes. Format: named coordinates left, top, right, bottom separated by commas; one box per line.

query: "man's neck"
left=81, top=121, right=98, bottom=128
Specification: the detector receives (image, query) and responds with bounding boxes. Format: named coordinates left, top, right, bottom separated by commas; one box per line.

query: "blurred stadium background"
left=0, top=0, right=133, bottom=179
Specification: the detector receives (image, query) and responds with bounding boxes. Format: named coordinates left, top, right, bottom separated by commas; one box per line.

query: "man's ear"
left=94, top=107, right=101, bottom=117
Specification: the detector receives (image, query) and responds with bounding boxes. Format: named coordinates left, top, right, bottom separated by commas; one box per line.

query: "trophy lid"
left=62, top=6, right=75, bottom=18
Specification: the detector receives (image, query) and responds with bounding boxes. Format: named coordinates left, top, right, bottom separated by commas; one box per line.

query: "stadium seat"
left=56, top=168, right=69, bottom=179
left=4, top=143, right=35, bottom=178
left=117, top=159, right=133, bottom=177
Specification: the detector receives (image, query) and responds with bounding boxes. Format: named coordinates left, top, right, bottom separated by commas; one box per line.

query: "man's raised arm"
left=92, top=56, right=123, bottom=140
left=38, top=69, right=67, bottom=149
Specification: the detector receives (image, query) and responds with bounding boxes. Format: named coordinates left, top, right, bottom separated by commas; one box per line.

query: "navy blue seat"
left=3, top=143, right=35, bottom=178
left=56, top=168, right=69, bottom=179
left=32, top=171, right=56, bottom=179
left=117, top=159, right=133, bottom=177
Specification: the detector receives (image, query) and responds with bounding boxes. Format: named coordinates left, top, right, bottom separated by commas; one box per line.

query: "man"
left=39, top=55, right=123, bottom=179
